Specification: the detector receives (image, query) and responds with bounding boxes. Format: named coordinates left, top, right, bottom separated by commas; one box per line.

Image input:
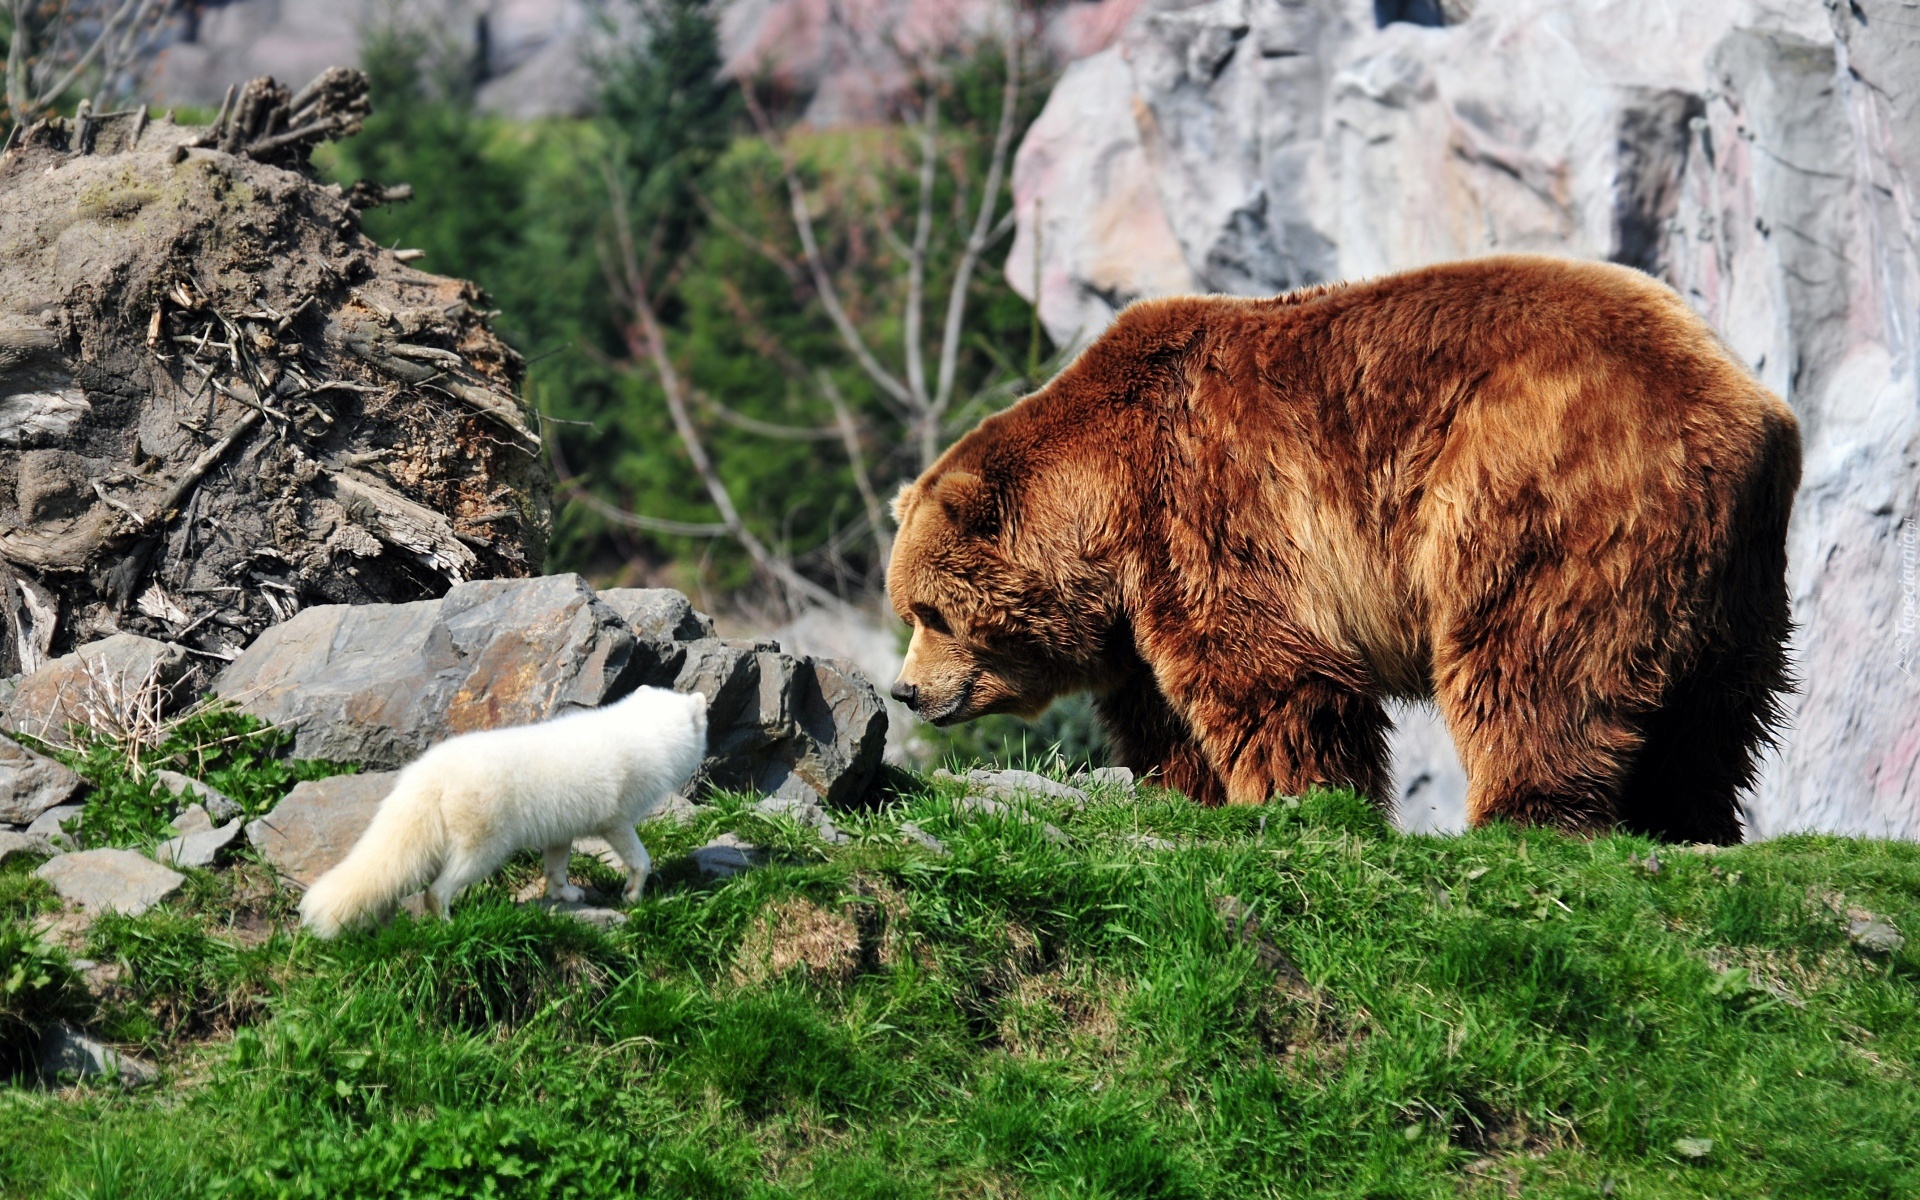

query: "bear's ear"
left=889, top=482, right=919, bottom=527
left=931, top=470, right=998, bottom=538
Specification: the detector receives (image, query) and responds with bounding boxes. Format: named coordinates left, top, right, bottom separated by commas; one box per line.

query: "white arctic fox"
left=299, top=686, right=708, bottom=938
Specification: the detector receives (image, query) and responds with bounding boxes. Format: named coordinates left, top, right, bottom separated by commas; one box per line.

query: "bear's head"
left=885, top=438, right=1126, bottom=726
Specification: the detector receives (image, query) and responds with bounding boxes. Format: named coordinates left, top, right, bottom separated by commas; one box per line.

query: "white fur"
left=299, top=686, right=708, bottom=938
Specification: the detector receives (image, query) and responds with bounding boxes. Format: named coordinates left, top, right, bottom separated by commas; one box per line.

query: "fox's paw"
left=548, top=883, right=586, bottom=903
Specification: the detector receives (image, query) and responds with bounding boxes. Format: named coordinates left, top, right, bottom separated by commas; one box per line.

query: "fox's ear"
left=889, top=482, right=919, bottom=527
left=931, top=470, right=997, bottom=538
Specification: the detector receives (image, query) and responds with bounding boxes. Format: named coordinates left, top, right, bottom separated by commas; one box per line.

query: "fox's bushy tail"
left=299, top=769, right=447, bottom=938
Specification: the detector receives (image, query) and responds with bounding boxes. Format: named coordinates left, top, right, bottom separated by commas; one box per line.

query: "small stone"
left=1673, top=1138, right=1713, bottom=1160
left=4, top=634, right=192, bottom=745
left=691, top=832, right=764, bottom=878
left=644, top=792, right=702, bottom=825
left=1641, top=852, right=1662, bottom=875
left=955, top=795, right=1069, bottom=845
left=35, top=849, right=185, bottom=915
left=0, top=733, right=86, bottom=824
left=1849, top=918, right=1905, bottom=955
left=26, top=803, right=82, bottom=847
left=38, top=1021, right=157, bottom=1085
left=247, top=772, right=396, bottom=888
left=1125, top=833, right=1178, bottom=851
left=0, top=829, right=56, bottom=864
left=527, top=898, right=629, bottom=928
left=1084, top=766, right=1136, bottom=789
left=898, top=820, right=949, bottom=856
left=169, top=803, right=213, bottom=836
left=967, top=768, right=1087, bottom=805
left=755, top=793, right=849, bottom=844
left=152, top=770, right=242, bottom=823
left=156, top=817, right=242, bottom=869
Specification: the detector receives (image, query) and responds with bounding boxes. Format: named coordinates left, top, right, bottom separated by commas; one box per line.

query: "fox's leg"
left=425, top=849, right=493, bottom=918
left=543, top=843, right=585, bottom=902
left=599, top=823, right=652, bottom=902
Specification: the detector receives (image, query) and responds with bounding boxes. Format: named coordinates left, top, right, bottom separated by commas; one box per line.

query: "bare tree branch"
left=695, top=389, right=842, bottom=441
left=819, top=370, right=891, bottom=570
left=902, top=87, right=938, bottom=411
left=602, top=160, right=847, bottom=613
left=928, top=22, right=1022, bottom=464
left=740, top=80, right=917, bottom=413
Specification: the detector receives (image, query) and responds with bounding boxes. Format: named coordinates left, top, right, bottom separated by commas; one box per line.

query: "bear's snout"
left=890, top=680, right=920, bottom=710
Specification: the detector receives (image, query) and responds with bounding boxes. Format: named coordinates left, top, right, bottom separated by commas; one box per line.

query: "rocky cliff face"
left=1008, top=0, right=1920, bottom=839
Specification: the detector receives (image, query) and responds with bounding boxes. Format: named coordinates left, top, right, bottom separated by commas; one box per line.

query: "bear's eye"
left=914, top=605, right=952, bottom=635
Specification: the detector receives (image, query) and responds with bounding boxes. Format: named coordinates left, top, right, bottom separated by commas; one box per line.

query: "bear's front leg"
left=1178, top=670, right=1392, bottom=807
left=1096, top=677, right=1227, bottom=805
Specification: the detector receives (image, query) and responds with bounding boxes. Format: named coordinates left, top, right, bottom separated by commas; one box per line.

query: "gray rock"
left=156, top=817, right=242, bottom=870
left=3, top=634, right=192, bottom=745
left=897, top=820, right=948, bottom=857
left=645, top=793, right=702, bottom=826
left=38, top=1022, right=156, bottom=1085
left=956, top=795, right=1070, bottom=846
left=1850, top=918, right=1905, bottom=955
left=1125, top=833, right=1179, bottom=851
left=35, top=849, right=184, bottom=915
left=169, top=803, right=213, bottom=836
left=0, top=829, right=55, bottom=863
left=526, top=898, right=629, bottom=928
left=0, top=733, right=85, bottom=824
left=690, top=832, right=765, bottom=878
left=246, top=772, right=397, bottom=888
left=676, top=640, right=887, bottom=808
left=596, top=587, right=715, bottom=642
left=1083, top=766, right=1136, bottom=790
left=968, top=768, right=1087, bottom=805
left=755, top=793, right=849, bottom=845
left=214, top=574, right=667, bottom=767
left=26, top=803, right=82, bottom=847
left=152, top=770, right=242, bottom=824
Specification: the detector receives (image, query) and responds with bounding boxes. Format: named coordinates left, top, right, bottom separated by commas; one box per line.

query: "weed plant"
left=1, top=772, right=1915, bottom=1198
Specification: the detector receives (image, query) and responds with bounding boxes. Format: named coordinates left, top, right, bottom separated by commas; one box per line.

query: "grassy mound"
left=2, top=774, right=1916, bottom=1198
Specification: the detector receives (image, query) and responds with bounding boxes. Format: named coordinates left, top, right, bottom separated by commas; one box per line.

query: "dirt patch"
left=733, top=897, right=863, bottom=987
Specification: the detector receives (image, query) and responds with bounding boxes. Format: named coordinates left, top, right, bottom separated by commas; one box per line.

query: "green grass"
left=1, top=775, right=1915, bottom=1198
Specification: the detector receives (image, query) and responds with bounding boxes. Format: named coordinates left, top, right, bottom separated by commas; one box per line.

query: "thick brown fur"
left=886, top=255, right=1799, bottom=842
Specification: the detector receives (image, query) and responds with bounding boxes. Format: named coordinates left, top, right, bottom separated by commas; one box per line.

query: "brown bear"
left=886, top=255, right=1799, bottom=842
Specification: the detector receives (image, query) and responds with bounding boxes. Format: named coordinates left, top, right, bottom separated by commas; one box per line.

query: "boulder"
left=672, top=638, right=887, bottom=807
left=3, top=635, right=191, bottom=745
left=152, top=770, right=242, bottom=824
left=0, top=733, right=84, bottom=824
left=214, top=575, right=664, bottom=768
left=35, top=849, right=185, bottom=916
left=246, top=771, right=397, bottom=888
left=596, top=587, right=715, bottom=642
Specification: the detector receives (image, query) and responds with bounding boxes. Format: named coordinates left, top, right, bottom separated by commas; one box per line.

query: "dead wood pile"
left=0, top=69, right=550, bottom=679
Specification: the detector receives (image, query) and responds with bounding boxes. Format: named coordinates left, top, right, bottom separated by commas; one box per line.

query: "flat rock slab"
left=967, top=768, right=1087, bottom=806
left=1850, top=918, right=1905, bottom=955
left=39, top=1022, right=157, bottom=1085
left=4, top=634, right=192, bottom=745
left=156, top=817, right=243, bottom=869
left=525, top=898, right=628, bottom=928
left=0, top=733, right=85, bottom=824
left=36, top=849, right=185, bottom=916
left=214, top=575, right=667, bottom=768
left=691, top=833, right=765, bottom=878
left=247, top=772, right=397, bottom=888
left=152, top=770, right=241, bottom=823
left=0, top=829, right=56, bottom=864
